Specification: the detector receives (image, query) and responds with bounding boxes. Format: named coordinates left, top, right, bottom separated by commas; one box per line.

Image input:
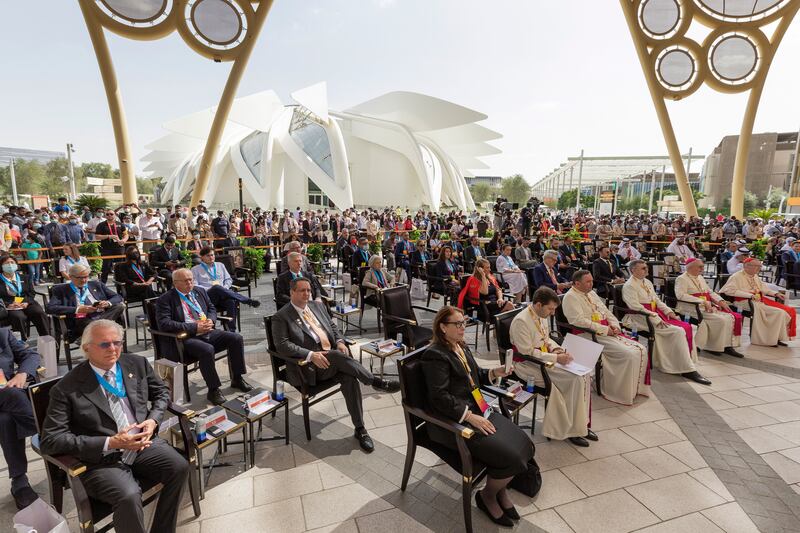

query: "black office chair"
left=264, top=315, right=354, bottom=441
left=27, top=377, right=200, bottom=533
left=217, top=252, right=253, bottom=298
left=664, top=277, right=704, bottom=325
left=425, top=261, right=451, bottom=306
left=398, top=348, right=513, bottom=533
left=379, top=286, right=435, bottom=350
left=358, top=266, right=382, bottom=333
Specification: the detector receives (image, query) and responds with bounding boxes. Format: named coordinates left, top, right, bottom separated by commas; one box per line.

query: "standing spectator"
left=20, top=234, right=43, bottom=284
left=64, top=214, right=85, bottom=244
left=52, top=197, right=72, bottom=216
left=95, top=210, right=128, bottom=283
left=168, top=210, right=189, bottom=241
left=138, top=208, right=163, bottom=253
left=211, top=210, right=230, bottom=239
left=85, top=210, right=104, bottom=241
left=41, top=214, right=66, bottom=249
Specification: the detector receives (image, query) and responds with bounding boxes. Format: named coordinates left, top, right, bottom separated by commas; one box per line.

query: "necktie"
left=303, top=308, right=331, bottom=350
left=104, top=370, right=137, bottom=465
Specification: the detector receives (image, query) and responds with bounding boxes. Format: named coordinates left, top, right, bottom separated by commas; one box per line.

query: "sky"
left=1, top=1, right=799, bottom=187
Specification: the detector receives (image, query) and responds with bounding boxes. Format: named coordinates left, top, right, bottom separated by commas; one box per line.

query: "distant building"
left=465, top=176, right=502, bottom=187
left=0, top=146, right=65, bottom=165
left=85, top=176, right=123, bottom=204
left=700, top=132, right=799, bottom=210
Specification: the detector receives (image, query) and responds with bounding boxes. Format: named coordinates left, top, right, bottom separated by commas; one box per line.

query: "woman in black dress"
left=422, top=306, right=533, bottom=527
left=0, top=255, right=50, bottom=336
left=115, top=246, right=158, bottom=301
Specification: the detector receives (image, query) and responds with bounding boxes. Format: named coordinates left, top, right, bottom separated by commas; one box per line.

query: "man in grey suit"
left=271, top=277, right=399, bottom=452
left=41, top=320, right=189, bottom=533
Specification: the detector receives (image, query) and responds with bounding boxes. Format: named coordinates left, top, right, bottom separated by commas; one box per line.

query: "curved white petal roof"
left=346, top=91, right=487, bottom=132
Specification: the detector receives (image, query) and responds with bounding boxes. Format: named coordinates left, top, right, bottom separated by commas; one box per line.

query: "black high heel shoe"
left=475, top=490, right=514, bottom=527
left=497, top=493, right=520, bottom=520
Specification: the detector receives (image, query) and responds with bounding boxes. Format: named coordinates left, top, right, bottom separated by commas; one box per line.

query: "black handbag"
left=510, top=458, right=542, bottom=497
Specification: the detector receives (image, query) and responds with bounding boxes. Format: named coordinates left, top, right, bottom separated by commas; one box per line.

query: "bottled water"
left=631, top=327, right=638, bottom=341
left=396, top=333, right=403, bottom=348
left=526, top=378, right=535, bottom=393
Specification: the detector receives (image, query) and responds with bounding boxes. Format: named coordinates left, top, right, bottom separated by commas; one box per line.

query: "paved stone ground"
left=4, top=270, right=800, bottom=531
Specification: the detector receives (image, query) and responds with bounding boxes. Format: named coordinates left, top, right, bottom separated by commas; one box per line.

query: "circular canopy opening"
left=658, top=48, right=695, bottom=87
left=711, top=35, right=758, bottom=81
left=641, top=0, right=681, bottom=36
left=99, top=0, right=166, bottom=22
left=695, top=0, right=788, bottom=21
left=192, top=0, right=242, bottom=45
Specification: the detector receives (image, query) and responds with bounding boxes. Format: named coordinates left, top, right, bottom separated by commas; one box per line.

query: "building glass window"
left=239, top=131, right=266, bottom=183
left=289, top=107, right=335, bottom=178
left=307, top=178, right=330, bottom=207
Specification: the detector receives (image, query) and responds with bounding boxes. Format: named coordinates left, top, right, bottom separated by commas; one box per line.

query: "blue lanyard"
left=178, top=291, right=203, bottom=319
left=1, top=273, right=21, bottom=296
left=374, top=269, right=386, bottom=287
left=445, top=261, right=454, bottom=274
left=93, top=362, right=127, bottom=398
left=69, top=282, right=89, bottom=304
left=360, top=250, right=369, bottom=262
left=201, top=262, right=217, bottom=280
left=291, top=272, right=303, bottom=280
left=505, top=256, right=514, bottom=267
left=130, top=263, right=145, bottom=281
left=473, top=246, right=480, bottom=255
left=67, top=256, right=76, bottom=265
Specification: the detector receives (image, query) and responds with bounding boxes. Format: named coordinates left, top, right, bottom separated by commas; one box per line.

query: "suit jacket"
left=186, top=239, right=208, bottom=252
left=115, top=261, right=156, bottom=287
left=421, top=343, right=490, bottom=443
left=40, top=353, right=169, bottom=465
left=411, top=250, right=431, bottom=268
left=275, top=270, right=327, bottom=308
left=155, top=287, right=217, bottom=339
left=271, top=300, right=343, bottom=386
left=394, top=240, right=413, bottom=264
left=46, top=281, right=123, bottom=330
left=0, top=326, right=39, bottom=380
left=361, top=268, right=393, bottom=297
left=592, top=257, right=625, bottom=285
left=149, top=246, right=185, bottom=271
left=351, top=248, right=371, bottom=271
left=532, top=262, right=567, bottom=291
left=464, top=245, right=483, bottom=263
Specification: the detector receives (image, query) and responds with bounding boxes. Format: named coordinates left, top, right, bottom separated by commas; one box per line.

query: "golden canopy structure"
left=620, top=0, right=800, bottom=218
left=78, top=0, right=273, bottom=205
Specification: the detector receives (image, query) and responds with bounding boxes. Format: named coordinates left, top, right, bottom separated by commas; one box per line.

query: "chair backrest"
left=380, top=286, right=415, bottom=337
left=495, top=307, right=525, bottom=362
left=216, top=254, right=236, bottom=277
left=664, top=277, right=677, bottom=307
left=487, top=255, right=499, bottom=273
left=27, top=377, right=62, bottom=437
left=397, top=347, right=428, bottom=410
left=554, top=295, right=571, bottom=335
left=145, top=298, right=172, bottom=359
left=262, top=315, right=288, bottom=384
left=611, top=284, right=626, bottom=320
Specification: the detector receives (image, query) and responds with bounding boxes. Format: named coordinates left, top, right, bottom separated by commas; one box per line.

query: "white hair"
left=69, top=263, right=91, bottom=277
left=542, top=250, right=558, bottom=261
left=81, top=319, right=124, bottom=350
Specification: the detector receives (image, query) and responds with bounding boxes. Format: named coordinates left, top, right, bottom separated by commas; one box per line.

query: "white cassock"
left=510, top=307, right=591, bottom=440
left=562, top=288, right=649, bottom=405
left=621, top=278, right=697, bottom=374
left=496, top=255, right=528, bottom=295
left=720, top=271, right=792, bottom=346
left=675, top=273, right=741, bottom=351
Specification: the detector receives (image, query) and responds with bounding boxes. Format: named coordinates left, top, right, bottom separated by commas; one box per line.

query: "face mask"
left=96, top=213, right=103, bottom=218
left=32, top=224, right=41, bottom=230
left=69, top=219, right=77, bottom=225
left=3, top=263, right=17, bottom=274
left=193, top=234, right=200, bottom=240
left=362, top=245, right=369, bottom=251
left=42, top=216, right=50, bottom=223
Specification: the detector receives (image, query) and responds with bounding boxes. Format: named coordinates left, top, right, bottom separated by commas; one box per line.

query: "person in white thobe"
left=562, top=271, right=649, bottom=406
left=618, top=239, right=641, bottom=262
left=510, top=288, right=594, bottom=446
left=675, top=258, right=743, bottom=356
left=496, top=245, right=528, bottom=302
left=720, top=259, right=794, bottom=347
left=621, top=261, right=709, bottom=385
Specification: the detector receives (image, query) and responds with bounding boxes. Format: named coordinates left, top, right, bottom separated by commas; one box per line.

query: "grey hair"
left=69, top=263, right=91, bottom=277
left=172, top=267, right=192, bottom=280
left=542, top=250, right=558, bottom=261
left=628, top=259, right=646, bottom=271
left=369, top=255, right=382, bottom=268
left=81, top=319, right=124, bottom=350
left=288, top=251, right=302, bottom=261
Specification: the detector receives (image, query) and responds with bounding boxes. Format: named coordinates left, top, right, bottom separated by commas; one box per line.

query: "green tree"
left=765, top=187, right=787, bottom=209
left=470, top=183, right=496, bottom=203
left=0, top=159, right=45, bottom=196
left=500, top=174, right=531, bottom=205
left=79, top=162, right=117, bottom=180
left=136, top=176, right=157, bottom=195
left=722, top=190, right=758, bottom=215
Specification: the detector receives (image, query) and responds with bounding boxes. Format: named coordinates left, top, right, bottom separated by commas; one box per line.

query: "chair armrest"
left=267, top=348, right=309, bottom=367
left=167, top=402, right=195, bottom=418
left=341, top=337, right=356, bottom=346
left=403, top=404, right=474, bottom=439
left=149, top=329, right=189, bottom=340
left=481, top=384, right=515, bottom=400
left=45, top=453, right=87, bottom=477
left=383, top=313, right=417, bottom=326
left=411, top=305, right=438, bottom=315
left=217, top=316, right=234, bottom=323
left=514, top=352, right=556, bottom=368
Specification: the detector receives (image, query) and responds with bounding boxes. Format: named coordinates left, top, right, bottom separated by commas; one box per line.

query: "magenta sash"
left=691, top=292, right=743, bottom=336
left=646, top=304, right=694, bottom=352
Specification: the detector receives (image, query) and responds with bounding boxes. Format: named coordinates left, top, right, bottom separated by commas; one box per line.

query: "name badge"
left=14, top=297, right=23, bottom=304
left=211, top=280, right=220, bottom=286
left=471, top=388, right=490, bottom=414
left=591, top=312, right=602, bottom=323
left=651, top=300, right=657, bottom=311
left=199, top=313, right=207, bottom=321
left=699, top=295, right=707, bottom=301
left=540, top=344, right=548, bottom=353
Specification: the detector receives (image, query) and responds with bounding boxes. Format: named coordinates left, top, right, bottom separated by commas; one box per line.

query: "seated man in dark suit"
left=410, top=240, right=430, bottom=277
left=156, top=268, right=252, bottom=405
left=558, top=236, right=585, bottom=264
left=271, top=278, right=399, bottom=452
left=40, top=320, right=189, bottom=533
left=46, top=263, right=126, bottom=341
left=394, top=232, right=414, bottom=281
left=149, top=236, right=186, bottom=288
left=276, top=252, right=328, bottom=308
left=0, top=327, right=40, bottom=509
left=351, top=237, right=372, bottom=274
left=592, top=245, right=627, bottom=298
left=464, top=235, right=484, bottom=264
left=532, top=250, right=571, bottom=294
left=279, top=241, right=313, bottom=273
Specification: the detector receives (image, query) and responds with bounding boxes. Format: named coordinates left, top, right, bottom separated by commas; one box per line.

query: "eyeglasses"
left=443, top=320, right=467, bottom=328
left=94, top=341, right=123, bottom=349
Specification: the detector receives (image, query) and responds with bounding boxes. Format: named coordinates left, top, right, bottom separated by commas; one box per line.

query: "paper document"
left=504, top=349, right=514, bottom=374
left=556, top=333, right=603, bottom=376
left=250, top=399, right=279, bottom=416
left=213, top=419, right=237, bottom=433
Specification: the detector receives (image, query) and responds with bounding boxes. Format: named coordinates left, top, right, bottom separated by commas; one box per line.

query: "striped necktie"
left=104, top=370, right=137, bottom=465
